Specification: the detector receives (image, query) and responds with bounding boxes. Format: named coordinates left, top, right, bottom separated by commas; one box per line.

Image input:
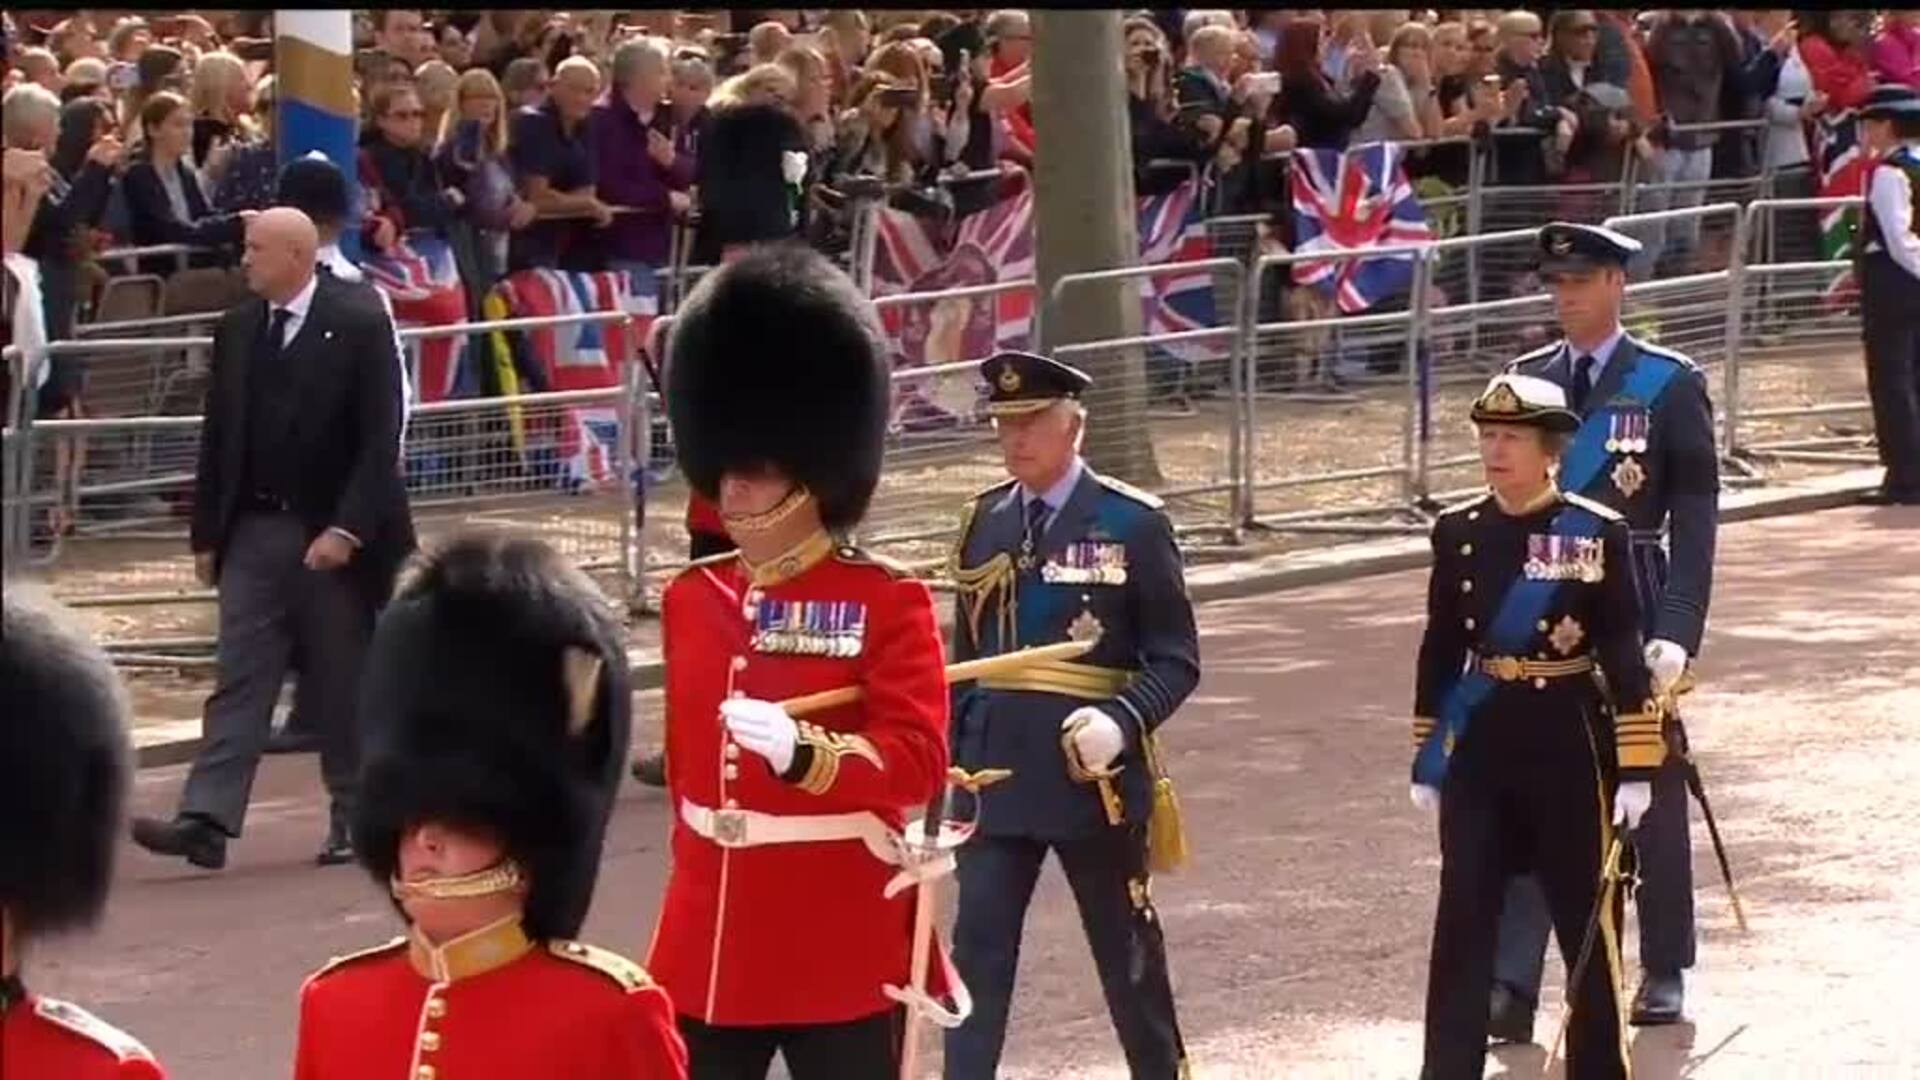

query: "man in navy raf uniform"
left=1488, top=221, right=1720, bottom=1035
left=944, top=351, right=1199, bottom=1080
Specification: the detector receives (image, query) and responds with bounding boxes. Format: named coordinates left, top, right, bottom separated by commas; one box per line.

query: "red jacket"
left=1800, top=33, right=1878, bottom=112
left=294, top=921, right=687, bottom=1080
left=649, top=536, right=950, bottom=1026
left=1, top=992, right=165, bottom=1079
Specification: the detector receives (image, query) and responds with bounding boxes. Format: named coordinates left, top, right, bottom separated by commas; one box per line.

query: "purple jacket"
left=589, top=93, right=695, bottom=265
left=1870, top=24, right=1920, bottom=89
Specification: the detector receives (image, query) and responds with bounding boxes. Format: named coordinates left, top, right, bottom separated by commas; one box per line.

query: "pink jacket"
left=1870, top=23, right=1920, bottom=89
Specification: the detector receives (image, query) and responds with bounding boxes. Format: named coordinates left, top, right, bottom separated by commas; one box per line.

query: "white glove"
left=1613, top=781, right=1653, bottom=830
left=1061, top=706, right=1125, bottom=772
left=1644, top=638, right=1689, bottom=692
left=1410, top=783, right=1440, bottom=813
left=720, top=697, right=799, bottom=775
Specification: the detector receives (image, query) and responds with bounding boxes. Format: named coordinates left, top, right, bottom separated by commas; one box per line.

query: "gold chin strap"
left=390, top=859, right=526, bottom=903
left=722, top=485, right=814, bottom=537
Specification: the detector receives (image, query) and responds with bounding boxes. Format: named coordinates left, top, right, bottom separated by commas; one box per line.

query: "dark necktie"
left=1570, top=353, right=1596, bottom=413
left=1018, top=497, right=1050, bottom=570
left=265, top=307, right=293, bottom=361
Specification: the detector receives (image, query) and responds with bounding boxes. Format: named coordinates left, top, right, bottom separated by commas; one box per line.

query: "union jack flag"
left=873, top=182, right=1038, bottom=367
left=359, top=231, right=472, bottom=402
left=484, top=268, right=653, bottom=489
left=1814, top=112, right=1865, bottom=308
left=1289, top=143, right=1433, bottom=313
left=1135, top=178, right=1216, bottom=357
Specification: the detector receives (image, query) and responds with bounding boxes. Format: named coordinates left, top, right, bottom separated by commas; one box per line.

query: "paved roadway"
left=30, top=505, right=1920, bottom=1078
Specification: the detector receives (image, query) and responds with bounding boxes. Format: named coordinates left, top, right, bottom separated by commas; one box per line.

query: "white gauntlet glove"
left=1410, top=783, right=1441, bottom=813
left=1644, top=639, right=1689, bottom=693
left=1613, top=781, right=1653, bottom=830
left=1061, top=706, right=1125, bottom=772
left=719, top=697, right=799, bottom=775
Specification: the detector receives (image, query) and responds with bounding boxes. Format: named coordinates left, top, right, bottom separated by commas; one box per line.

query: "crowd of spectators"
left=6, top=9, right=1920, bottom=395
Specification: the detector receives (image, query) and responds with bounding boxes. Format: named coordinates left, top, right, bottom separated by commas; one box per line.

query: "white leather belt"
left=679, top=798, right=902, bottom=865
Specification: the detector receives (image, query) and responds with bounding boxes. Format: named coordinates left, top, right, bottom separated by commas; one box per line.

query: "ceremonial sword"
left=1548, top=833, right=1627, bottom=1072
left=1660, top=671, right=1749, bottom=932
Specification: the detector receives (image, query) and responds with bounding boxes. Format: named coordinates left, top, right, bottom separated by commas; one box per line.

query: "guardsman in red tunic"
left=648, top=245, right=955, bottom=1078
left=1, top=587, right=167, bottom=1079
left=292, top=534, right=688, bottom=1079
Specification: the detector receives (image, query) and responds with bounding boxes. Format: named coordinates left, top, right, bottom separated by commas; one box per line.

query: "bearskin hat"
left=666, top=243, right=889, bottom=531
left=353, top=534, right=632, bottom=941
left=0, top=586, right=132, bottom=939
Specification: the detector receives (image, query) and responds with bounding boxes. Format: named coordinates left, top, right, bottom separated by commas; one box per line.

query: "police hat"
left=1860, top=85, right=1920, bottom=121
left=666, top=244, right=890, bottom=532
left=980, top=351, right=1094, bottom=417
left=1470, top=373, right=1580, bottom=433
left=0, top=586, right=132, bottom=939
left=276, top=151, right=351, bottom=226
left=1537, top=221, right=1643, bottom=275
left=353, top=534, right=633, bottom=942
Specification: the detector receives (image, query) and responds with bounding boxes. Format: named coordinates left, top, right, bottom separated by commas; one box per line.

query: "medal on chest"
left=1041, top=541, right=1129, bottom=585
left=1524, top=534, right=1605, bottom=583
left=750, top=599, right=868, bottom=657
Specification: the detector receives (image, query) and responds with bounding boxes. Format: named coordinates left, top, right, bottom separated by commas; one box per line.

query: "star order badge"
left=1067, top=608, right=1105, bottom=644
left=1612, top=455, right=1647, bottom=499
left=1549, top=615, right=1586, bottom=656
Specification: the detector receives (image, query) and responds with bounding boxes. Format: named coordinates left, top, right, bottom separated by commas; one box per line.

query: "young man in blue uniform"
left=1487, top=222, right=1720, bottom=1035
left=945, top=351, right=1199, bottom=1080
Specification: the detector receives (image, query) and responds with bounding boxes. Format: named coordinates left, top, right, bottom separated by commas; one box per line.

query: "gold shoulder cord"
left=946, top=497, right=1020, bottom=649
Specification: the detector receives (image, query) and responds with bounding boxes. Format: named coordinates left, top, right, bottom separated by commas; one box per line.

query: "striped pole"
left=274, top=10, right=359, bottom=247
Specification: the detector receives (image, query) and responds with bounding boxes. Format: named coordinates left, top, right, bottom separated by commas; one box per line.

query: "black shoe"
left=1629, top=970, right=1685, bottom=1026
left=1487, top=982, right=1537, bottom=1045
left=264, top=726, right=323, bottom=755
left=630, top=751, right=667, bottom=788
left=1859, top=487, right=1920, bottom=506
left=315, top=816, right=355, bottom=867
left=131, top=815, right=228, bottom=870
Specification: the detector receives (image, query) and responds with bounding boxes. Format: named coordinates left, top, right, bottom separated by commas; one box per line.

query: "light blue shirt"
left=1020, top=456, right=1086, bottom=533
left=1568, top=323, right=1628, bottom=387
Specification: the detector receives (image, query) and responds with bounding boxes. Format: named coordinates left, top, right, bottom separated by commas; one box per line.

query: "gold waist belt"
left=1476, top=654, right=1596, bottom=683
left=978, top=660, right=1133, bottom=700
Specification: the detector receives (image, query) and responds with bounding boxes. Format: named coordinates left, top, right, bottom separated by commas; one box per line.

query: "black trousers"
left=178, top=512, right=370, bottom=836
left=679, top=1007, right=900, bottom=1080
left=946, top=826, right=1186, bottom=1080
left=1424, top=704, right=1629, bottom=1080
left=1861, top=254, right=1920, bottom=497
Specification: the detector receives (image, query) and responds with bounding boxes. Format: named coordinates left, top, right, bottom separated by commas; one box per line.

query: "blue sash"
left=1413, top=501, right=1606, bottom=786
left=1558, top=351, right=1686, bottom=497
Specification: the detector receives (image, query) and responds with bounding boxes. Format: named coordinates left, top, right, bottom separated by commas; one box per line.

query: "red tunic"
left=293, top=920, right=687, bottom=1080
left=1, top=991, right=166, bottom=1079
left=649, top=537, right=950, bottom=1026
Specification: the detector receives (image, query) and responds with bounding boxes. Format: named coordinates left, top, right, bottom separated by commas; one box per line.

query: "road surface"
left=30, top=504, right=1920, bottom=1078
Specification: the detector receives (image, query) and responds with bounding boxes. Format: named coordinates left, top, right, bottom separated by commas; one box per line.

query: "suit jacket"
left=190, top=273, right=415, bottom=603
left=949, top=467, right=1200, bottom=840
left=120, top=158, right=245, bottom=272
left=1506, top=333, right=1719, bottom=654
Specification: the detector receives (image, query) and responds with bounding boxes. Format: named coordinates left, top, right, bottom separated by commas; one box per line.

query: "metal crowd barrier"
left=13, top=178, right=1875, bottom=646
left=3, top=308, right=646, bottom=650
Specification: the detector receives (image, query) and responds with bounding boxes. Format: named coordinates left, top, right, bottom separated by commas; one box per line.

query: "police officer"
left=1855, top=87, right=1920, bottom=505
left=294, top=534, right=687, bottom=1077
left=1488, top=221, right=1720, bottom=1034
left=1412, top=373, right=1662, bottom=1080
left=648, top=245, right=955, bottom=1079
left=945, top=352, right=1200, bottom=1080
left=2, top=587, right=167, bottom=1078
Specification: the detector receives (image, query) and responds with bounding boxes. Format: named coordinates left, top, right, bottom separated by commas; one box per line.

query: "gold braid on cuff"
left=792, top=722, right=884, bottom=795
left=390, top=859, right=526, bottom=902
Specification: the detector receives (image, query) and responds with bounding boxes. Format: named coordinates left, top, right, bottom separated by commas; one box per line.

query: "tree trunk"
left=1031, top=10, right=1163, bottom=486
